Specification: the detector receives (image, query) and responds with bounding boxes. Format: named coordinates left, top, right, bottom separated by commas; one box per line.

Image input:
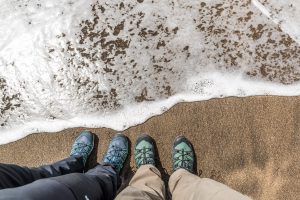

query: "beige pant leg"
left=116, top=164, right=166, bottom=200
left=169, top=169, right=251, bottom=200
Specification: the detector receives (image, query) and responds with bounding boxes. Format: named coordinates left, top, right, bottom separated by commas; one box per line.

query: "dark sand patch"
left=1, top=96, right=300, bottom=199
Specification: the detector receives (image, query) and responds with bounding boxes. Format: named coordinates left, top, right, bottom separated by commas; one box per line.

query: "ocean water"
left=0, top=0, right=299, bottom=144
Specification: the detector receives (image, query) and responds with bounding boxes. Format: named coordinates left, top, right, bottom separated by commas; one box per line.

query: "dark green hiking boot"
left=70, top=130, right=94, bottom=166
left=135, top=134, right=155, bottom=168
left=103, top=134, right=129, bottom=173
left=172, top=136, right=195, bottom=173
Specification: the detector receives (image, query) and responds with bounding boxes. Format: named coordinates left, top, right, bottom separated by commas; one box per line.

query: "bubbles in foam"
left=0, top=0, right=300, bottom=144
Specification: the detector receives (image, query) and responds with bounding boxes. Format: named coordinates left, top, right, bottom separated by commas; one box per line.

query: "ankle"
left=135, top=134, right=156, bottom=169
left=70, top=131, right=94, bottom=166
left=103, top=134, right=129, bottom=173
left=172, top=136, right=195, bottom=173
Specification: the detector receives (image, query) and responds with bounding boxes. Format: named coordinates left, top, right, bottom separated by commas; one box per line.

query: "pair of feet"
left=135, top=134, right=195, bottom=173
left=70, top=131, right=195, bottom=173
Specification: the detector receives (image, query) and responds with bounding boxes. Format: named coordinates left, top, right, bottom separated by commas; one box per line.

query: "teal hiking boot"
left=135, top=134, right=155, bottom=168
left=172, top=136, right=195, bottom=173
left=70, top=130, right=94, bottom=166
left=103, top=134, right=129, bottom=173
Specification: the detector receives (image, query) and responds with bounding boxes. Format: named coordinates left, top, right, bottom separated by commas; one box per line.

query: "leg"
left=116, top=134, right=166, bottom=200
left=0, top=164, right=118, bottom=200
left=169, top=169, right=251, bottom=200
left=116, top=164, right=165, bottom=200
left=0, top=130, right=94, bottom=189
left=0, top=156, right=83, bottom=189
left=170, top=136, right=250, bottom=200
left=0, top=133, right=127, bottom=200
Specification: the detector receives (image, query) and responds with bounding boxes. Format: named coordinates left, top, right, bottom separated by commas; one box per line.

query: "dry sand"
left=1, top=96, right=300, bottom=200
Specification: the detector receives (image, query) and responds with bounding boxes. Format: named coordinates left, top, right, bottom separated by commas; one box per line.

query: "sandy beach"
left=1, top=96, right=300, bottom=199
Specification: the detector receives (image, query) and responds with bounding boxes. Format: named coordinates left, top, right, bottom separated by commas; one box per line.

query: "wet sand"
left=1, top=96, right=300, bottom=200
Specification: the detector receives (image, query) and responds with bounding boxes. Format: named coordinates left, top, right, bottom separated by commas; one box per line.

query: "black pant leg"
left=0, top=156, right=84, bottom=189
left=84, top=164, right=120, bottom=199
left=51, top=164, right=119, bottom=200
left=0, top=178, right=76, bottom=200
left=0, top=163, right=34, bottom=189
left=0, top=164, right=119, bottom=200
left=30, top=156, right=84, bottom=179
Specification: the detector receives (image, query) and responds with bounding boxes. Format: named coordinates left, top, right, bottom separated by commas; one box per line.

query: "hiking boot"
left=103, top=134, right=129, bottom=173
left=70, top=130, right=94, bottom=166
left=135, top=134, right=155, bottom=168
left=172, top=136, right=195, bottom=173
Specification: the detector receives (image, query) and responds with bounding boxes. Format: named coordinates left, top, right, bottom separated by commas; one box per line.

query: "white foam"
left=253, top=0, right=300, bottom=44
left=0, top=0, right=300, bottom=144
left=2, top=70, right=300, bottom=144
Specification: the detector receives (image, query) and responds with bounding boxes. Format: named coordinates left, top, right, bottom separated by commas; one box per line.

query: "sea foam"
left=0, top=0, right=299, bottom=144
